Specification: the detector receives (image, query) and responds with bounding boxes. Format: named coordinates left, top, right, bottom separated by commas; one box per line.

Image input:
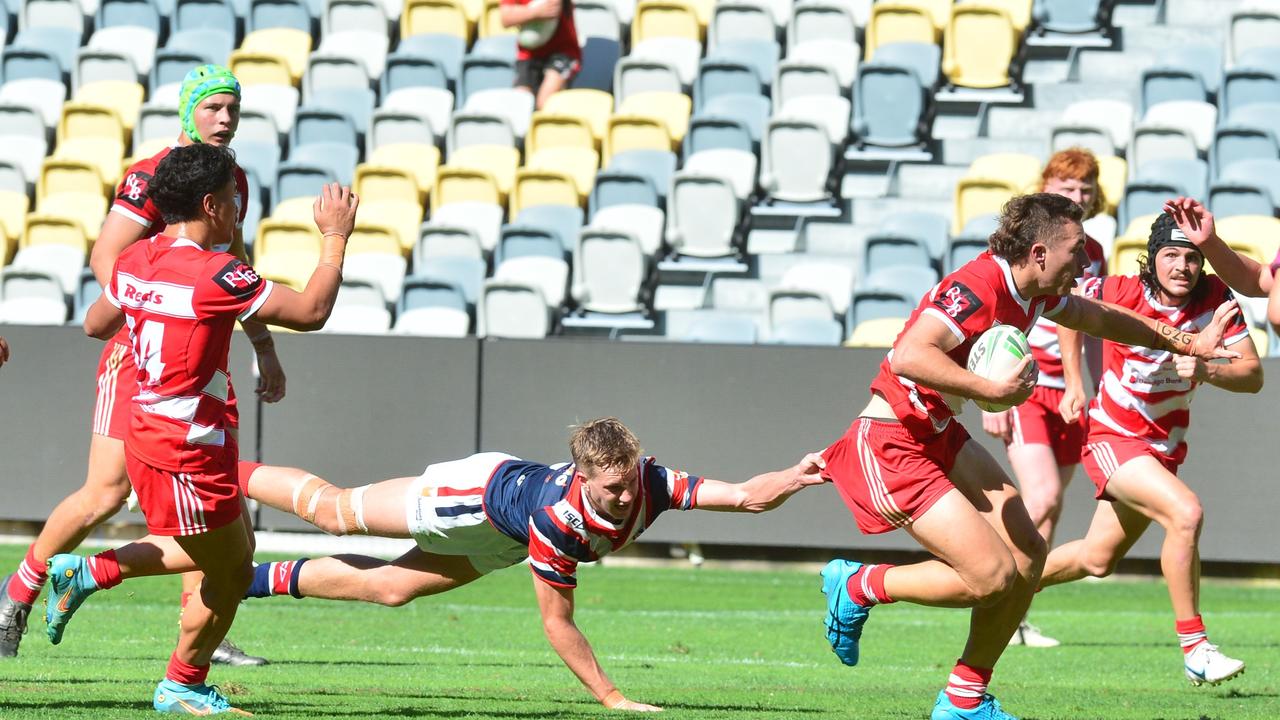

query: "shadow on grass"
left=278, top=657, right=562, bottom=670
left=0, top=699, right=153, bottom=712
left=659, top=701, right=826, bottom=714
left=246, top=700, right=601, bottom=718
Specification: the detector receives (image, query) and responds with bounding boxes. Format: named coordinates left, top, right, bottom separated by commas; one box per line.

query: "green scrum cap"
left=178, top=64, right=241, bottom=143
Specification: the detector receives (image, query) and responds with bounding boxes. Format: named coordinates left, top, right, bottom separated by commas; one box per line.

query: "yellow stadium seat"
left=541, top=89, right=613, bottom=145
left=35, top=192, right=108, bottom=242
left=403, top=0, right=473, bottom=42
left=605, top=114, right=672, bottom=161
left=0, top=225, right=11, bottom=265
left=354, top=164, right=421, bottom=205
left=22, top=214, right=89, bottom=253
left=255, top=248, right=319, bottom=292
left=53, top=137, right=125, bottom=191
left=1122, top=213, right=1159, bottom=240
left=527, top=146, right=599, bottom=201
left=74, top=81, right=145, bottom=134
left=128, top=139, right=172, bottom=169
left=270, top=197, right=318, bottom=226
left=865, top=2, right=940, bottom=59
left=845, top=317, right=908, bottom=348
left=432, top=166, right=502, bottom=211
left=347, top=222, right=404, bottom=256
left=357, top=199, right=424, bottom=254
left=0, top=191, right=28, bottom=248
left=952, top=177, right=1019, bottom=235
left=981, top=0, right=1031, bottom=33
left=1096, top=155, right=1126, bottom=216
left=685, top=0, right=713, bottom=27
left=631, top=0, right=701, bottom=46
left=448, top=144, right=520, bottom=198
left=370, top=143, right=440, bottom=199
left=242, top=29, right=313, bottom=84
left=256, top=219, right=321, bottom=260
left=479, top=0, right=515, bottom=37
left=618, top=91, right=691, bottom=146
left=228, top=50, right=295, bottom=87
left=968, top=153, right=1041, bottom=192
left=1216, top=215, right=1280, bottom=262
left=510, top=168, right=579, bottom=216
left=943, top=3, right=1019, bottom=89
left=1109, top=236, right=1146, bottom=275
left=460, top=0, right=483, bottom=22
left=39, top=159, right=106, bottom=203
left=527, top=112, right=596, bottom=157
left=58, top=102, right=126, bottom=145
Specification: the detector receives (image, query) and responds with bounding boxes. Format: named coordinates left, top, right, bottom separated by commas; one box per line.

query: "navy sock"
left=245, top=559, right=309, bottom=599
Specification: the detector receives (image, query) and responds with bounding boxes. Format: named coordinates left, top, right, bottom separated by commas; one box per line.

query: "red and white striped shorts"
left=125, top=453, right=244, bottom=536
left=1081, top=431, right=1180, bottom=501
left=93, top=341, right=134, bottom=439
left=821, top=417, right=971, bottom=535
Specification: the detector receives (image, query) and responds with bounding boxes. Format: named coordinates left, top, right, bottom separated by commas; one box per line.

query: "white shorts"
left=405, top=452, right=528, bottom=575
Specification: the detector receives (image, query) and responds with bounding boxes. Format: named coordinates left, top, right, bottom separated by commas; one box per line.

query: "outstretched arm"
left=533, top=579, right=661, bottom=712
left=693, top=453, right=827, bottom=512
left=1051, top=294, right=1241, bottom=361
left=1175, top=335, right=1263, bottom=394
left=1164, top=197, right=1272, bottom=297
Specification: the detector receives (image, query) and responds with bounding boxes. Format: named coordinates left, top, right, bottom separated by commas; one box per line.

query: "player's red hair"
left=1040, top=147, right=1104, bottom=219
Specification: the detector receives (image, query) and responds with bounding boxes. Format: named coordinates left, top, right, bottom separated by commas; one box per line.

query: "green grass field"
left=1, top=544, right=1277, bottom=720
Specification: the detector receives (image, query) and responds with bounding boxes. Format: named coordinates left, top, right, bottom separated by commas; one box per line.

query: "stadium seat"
left=862, top=231, right=933, bottom=278
left=588, top=170, right=659, bottom=217
left=852, top=265, right=937, bottom=318
left=292, top=107, right=357, bottom=153
left=30, top=194, right=103, bottom=247
left=851, top=62, right=929, bottom=148
left=395, top=277, right=471, bottom=336
left=0, top=190, right=30, bottom=248
left=576, top=0, right=622, bottom=42
left=471, top=34, right=517, bottom=60
left=448, top=144, right=519, bottom=199
left=432, top=166, right=501, bottom=212
left=1140, top=66, right=1207, bottom=117
left=274, top=163, right=338, bottom=212
left=683, top=148, right=756, bottom=201
left=255, top=218, right=321, bottom=258
left=589, top=204, right=664, bottom=255
left=11, top=243, right=84, bottom=295
left=946, top=235, right=988, bottom=271
left=38, top=159, right=106, bottom=203
left=571, top=227, right=647, bottom=314
left=381, top=86, right=455, bottom=141
left=447, top=111, right=516, bottom=154
left=248, top=0, right=312, bottom=33
left=1216, top=215, right=1280, bottom=265
left=774, top=60, right=841, bottom=108
left=779, top=95, right=850, bottom=145
left=701, top=94, right=771, bottom=144
left=1212, top=126, right=1280, bottom=180
left=495, top=254, right=568, bottom=310
left=320, top=279, right=393, bottom=335
left=393, top=34, right=465, bottom=89
left=173, top=0, right=238, bottom=43
left=679, top=311, right=759, bottom=343
left=1119, top=179, right=1181, bottom=233
left=1220, top=158, right=1280, bottom=211
left=21, top=0, right=85, bottom=35
left=369, top=143, right=440, bottom=200
left=164, top=29, right=233, bottom=70
left=629, top=37, right=701, bottom=88
left=1107, top=235, right=1145, bottom=276
left=416, top=223, right=484, bottom=264
left=1094, top=154, right=1126, bottom=216
left=780, top=261, right=853, bottom=317
left=229, top=51, right=295, bottom=87
left=605, top=114, right=672, bottom=160
left=1140, top=100, right=1217, bottom=153
left=2, top=46, right=66, bottom=90
left=694, top=58, right=763, bottom=114
left=708, top=0, right=774, bottom=49
left=761, top=118, right=833, bottom=203
left=528, top=147, right=600, bottom=202
left=495, top=224, right=563, bottom=266
left=355, top=164, right=421, bottom=206
left=1222, top=65, right=1280, bottom=121
left=1209, top=183, right=1273, bottom=219
left=382, top=52, right=450, bottom=96
left=510, top=168, right=579, bottom=216
left=572, top=36, right=622, bottom=92
left=790, top=0, right=856, bottom=48
left=873, top=209, right=950, bottom=261
left=458, top=54, right=516, bottom=108
left=864, top=2, right=940, bottom=59
left=846, top=316, right=907, bottom=348
left=515, top=204, right=584, bottom=255
left=526, top=113, right=595, bottom=158
left=0, top=269, right=68, bottom=325
left=480, top=280, right=550, bottom=338
left=613, top=57, right=683, bottom=107
left=460, top=89, right=533, bottom=141
left=0, top=79, right=67, bottom=131
left=22, top=214, right=89, bottom=253
left=1059, top=99, right=1133, bottom=154
left=618, top=91, right=691, bottom=146
left=767, top=287, right=836, bottom=335
left=1132, top=157, right=1207, bottom=206
left=369, top=107, right=437, bottom=153
left=631, top=0, right=701, bottom=47
left=1227, top=4, right=1280, bottom=66
left=74, top=81, right=143, bottom=133
left=1129, top=125, right=1198, bottom=178
left=1031, top=0, right=1108, bottom=33
left=685, top=115, right=754, bottom=156
left=430, top=203, right=504, bottom=258
left=318, top=30, right=389, bottom=82
left=402, top=0, right=472, bottom=42
left=73, top=267, right=102, bottom=323
left=73, top=49, right=137, bottom=90
left=787, top=39, right=859, bottom=90
left=1050, top=123, right=1114, bottom=158
left=666, top=172, right=738, bottom=257
left=542, top=90, right=613, bottom=146
left=771, top=316, right=843, bottom=345
left=347, top=221, right=405, bottom=259
left=942, top=3, right=1019, bottom=89
left=241, top=29, right=311, bottom=86
left=325, top=0, right=389, bottom=35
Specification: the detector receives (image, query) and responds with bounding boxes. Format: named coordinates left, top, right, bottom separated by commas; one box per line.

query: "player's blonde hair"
left=570, top=418, right=642, bottom=474
left=1040, top=147, right=1104, bottom=219
left=989, top=193, right=1083, bottom=262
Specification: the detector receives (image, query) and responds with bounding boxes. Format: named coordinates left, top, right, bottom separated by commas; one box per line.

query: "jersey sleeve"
left=111, top=164, right=162, bottom=229
left=527, top=505, right=593, bottom=588
left=1040, top=294, right=1070, bottom=319
left=642, top=459, right=703, bottom=513
left=1078, top=275, right=1107, bottom=302
left=921, top=275, right=997, bottom=343
left=193, top=254, right=275, bottom=322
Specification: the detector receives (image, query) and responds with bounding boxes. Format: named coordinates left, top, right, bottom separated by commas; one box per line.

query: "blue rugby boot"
left=931, top=690, right=1019, bottom=720
left=820, top=559, right=873, bottom=666
left=44, top=554, right=99, bottom=645
left=154, top=679, right=253, bottom=715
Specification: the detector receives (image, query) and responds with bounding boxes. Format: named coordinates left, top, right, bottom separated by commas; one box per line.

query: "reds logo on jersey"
left=932, top=282, right=983, bottom=324
left=212, top=258, right=263, bottom=299
left=122, top=284, right=164, bottom=304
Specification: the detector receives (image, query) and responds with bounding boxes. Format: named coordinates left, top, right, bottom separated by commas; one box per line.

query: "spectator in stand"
left=501, top=0, right=581, bottom=109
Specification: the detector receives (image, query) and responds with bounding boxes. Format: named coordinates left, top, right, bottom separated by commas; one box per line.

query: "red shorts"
left=1081, top=430, right=1181, bottom=501
left=93, top=341, right=238, bottom=440
left=126, top=453, right=244, bottom=536
left=822, top=418, right=971, bottom=535
left=93, top=341, right=134, bottom=439
left=1007, top=385, right=1086, bottom=466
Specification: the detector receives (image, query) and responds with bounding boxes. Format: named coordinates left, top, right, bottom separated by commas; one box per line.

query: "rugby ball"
left=966, top=324, right=1036, bottom=413
left=518, top=16, right=558, bottom=49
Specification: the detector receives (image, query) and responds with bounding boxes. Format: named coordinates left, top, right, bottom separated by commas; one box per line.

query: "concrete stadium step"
left=940, top=137, right=1050, bottom=166
left=984, top=106, right=1061, bottom=141
left=1030, top=81, right=1136, bottom=111
left=894, top=163, right=970, bottom=201
left=851, top=197, right=954, bottom=228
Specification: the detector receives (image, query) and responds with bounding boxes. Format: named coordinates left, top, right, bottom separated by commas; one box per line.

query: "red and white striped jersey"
left=1026, top=235, right=1107, bottom=388
left=869, top=252, right=1068, bottom=439
left=1080, top=274, right=1249, bottom=461
left=105, top=234, right=274, bottom=472
left=108, top=146, right=250, bottom=348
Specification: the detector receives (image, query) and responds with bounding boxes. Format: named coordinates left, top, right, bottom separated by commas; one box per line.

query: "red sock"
left=7, top=546, right=48, bottom=605
left=166, top=652, right=210, bottom=686
left=945, top=660, right=992, bottom=710
left=845, top=564, right=895, bottom=606
left=1176, top=615, right=1208, bottom=655
left=86, top=550, right=123, bottom=590
left=180, top=592, right=193, bottom=609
